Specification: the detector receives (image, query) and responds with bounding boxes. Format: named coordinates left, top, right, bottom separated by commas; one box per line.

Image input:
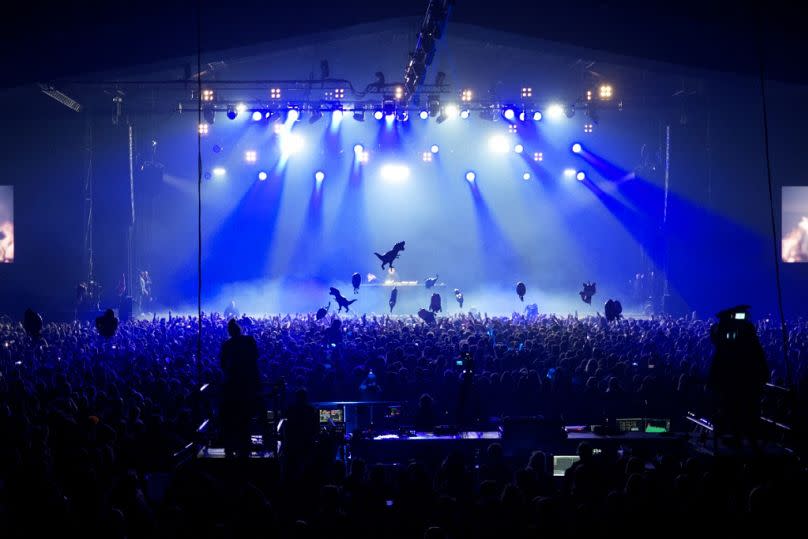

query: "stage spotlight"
left=287, top=108, right=300, bottom=123
left=279, top=133, right=304, bottom=155
left=503, top=107, right=516, bottom=121
left=394, top=86, right=404, bottom=100
left=546, top=103, right=564, bottom=120
left=270, top=87, right=281, bottom=99
left=460, top=109, right=470, bottom=119
left=353, top=108, right=365, bottom=122
left=273, top=123, right=284, bottom=134
left=244, top=150, right=257, bottom=163
left=488, top=135, right=510, bottom=154
left=523, top=172, right=531, bottom=180
left=258, top=171, right=268, bottom=181
left=461, top=88, right=473, bottom=102
left=315, top=171, right=325, bottom=182
left=380, top=163, right=410, bottom=182
left=563, top=168, right=576, bottom=179
left=532, top=111, right=542, bottom=121
left=465, top=171, right=476, bottom=182
left=533, top=151, right=543, bottom=162
left=422, top=152, right=432, bottom=162
left=419, top=110, right=429, bottom=120
left=584, top=123, right=593, bottom=133
left=571, top=143, right=582, bottom=154
left=518, top=111, right=526, bottom=122
left=309, top=109, right=323, bottom=123
left=521, top=87, right=532, bottom=98
left=514, top=144, right=524, bottom=154
left=576, top=171, right=586, bottom=181
left=212, top=167, right=226, bottom=177
left=508, top=124, right=518, bottom=134
left=202, top=89, right=214, bottom=102
left=383, top=99, right=396, bottom=117
left=226, top=105, right=238, bottom=120
left=430, top=144, right=439, bottom=154
left=586, top=89, right=593, bottom=101
left=353, top=144, right=364, bottom=155
left=359, top=151, right=369, bottom=164
left=332, top=109, right=344, bottom=124
left=334, top=88, right=345, bottom=99
left=599, top=84, right=613, bottom=100
left=236, top=103, right=247, bottom=114
left=438, top=103, right=459, bottom=123
left=373, top=110, right=384, bottom=120
left=198, top=123, right=209, bottom=135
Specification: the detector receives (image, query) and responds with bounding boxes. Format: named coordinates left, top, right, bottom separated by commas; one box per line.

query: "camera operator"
left=707, top=306, right=768, bottom=449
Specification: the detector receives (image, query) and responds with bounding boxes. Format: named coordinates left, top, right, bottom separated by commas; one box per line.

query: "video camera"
left=710, top=305, right=753, bottom=346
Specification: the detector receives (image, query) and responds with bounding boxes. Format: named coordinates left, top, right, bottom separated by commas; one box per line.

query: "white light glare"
left=465, top=171, right=476, bottom=182
left=430, top=144, right=440, bottom=154
left=279, top=133, right=304, bottom=155
left=380, top=164, right=410, bottom=182
left=571, top=143, right=582, bottom=154
left=563, top=168, right=576, bottom=178
left=212, top=167, right=226, bottom=177
left=315, top=171, right=325, bottom=182
left=488, top=135, right=511, bottom=154
left=547, top=103, right=565, bottom=120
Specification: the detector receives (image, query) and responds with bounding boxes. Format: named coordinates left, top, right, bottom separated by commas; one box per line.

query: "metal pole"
left=662, top=125, right=671, bottom=313
left=127, top=124, right=136, bottom=299
left=83, top=116, right=94, bottom=281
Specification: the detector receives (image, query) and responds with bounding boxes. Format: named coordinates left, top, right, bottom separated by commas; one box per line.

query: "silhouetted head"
left=294, top=387, right=308, bottom=405
left=227, top=319, right=242, bottom=338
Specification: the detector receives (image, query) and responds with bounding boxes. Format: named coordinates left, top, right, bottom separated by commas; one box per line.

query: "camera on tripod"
left=711, top=305, right=752, bottom=345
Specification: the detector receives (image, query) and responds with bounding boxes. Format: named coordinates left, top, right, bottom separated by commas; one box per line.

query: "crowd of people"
left=0, top=311, right=805, bottom=537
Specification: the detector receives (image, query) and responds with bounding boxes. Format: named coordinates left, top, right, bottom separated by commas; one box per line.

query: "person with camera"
left=707, top=306, right=769, bottom=451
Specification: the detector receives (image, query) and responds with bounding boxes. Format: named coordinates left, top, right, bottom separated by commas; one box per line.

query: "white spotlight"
left=488, top=135, right=510, bottom=154
left=547, top=103, right=565, bottom=120
left=465, top=171, right=476, bottom=182
left=514, top=144, right=524, bottom=154
left=532, top=111, right=542, bottom=121
left=563, top=168, right=576, bottom=179
left=460, top=109, right=470, bottom=119
left=286, top=108, right=300, bottom=123
left=444, top=103, right=459, bottom=120
left=419, top=110, right=429, bottom=120
left=236, top=103, right=247, bottom=114
left=244, top=150, right=257, bottom=163
left=251, top=111, right=263, bottom=121
left=315, top=171, right=326, bottom=182
left=430, top=144, right=439, bottom=154
left=380, top=164, right=410, bottom=182
left=353, top=144, right=364, bottom=155
left=279, top=133, right=304, bottom=155
left=576, top=171, right=586, bottom=181
left=212, top=167, right=226, bottom=177
left=258, top=171, right=268, bottom=181
left=523, top=172, right=531, bottom=180
left=571, top=143, right=582, bottom=154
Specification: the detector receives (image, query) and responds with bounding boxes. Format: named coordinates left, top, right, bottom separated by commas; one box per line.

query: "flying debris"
left=424, top=274, right=439, bottom=289
left=516, top=282, right=526, bottom=302
left=316, top=302, right=330, bottom=320
left=352, top=272, right=361, bottom=294
left=389, top=287, right=398, bottom=313
left=454, top=288, right=464, bottom=309
left=579, top=282, right=597, bottom=305
left=329, top=287, right=357, bottom=313
left=417, top=308, right=436, bottom=325
left=374, top=241, right=406, bottom=270
left=430, top=293, right=442, bottom=313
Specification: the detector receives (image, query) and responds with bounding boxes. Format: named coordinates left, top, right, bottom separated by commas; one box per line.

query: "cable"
left=196, top=1, right=203, bottom=372
left=757, top=15, right=790, bottom=385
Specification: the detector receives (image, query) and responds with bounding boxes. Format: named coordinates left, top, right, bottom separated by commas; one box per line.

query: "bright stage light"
left=373, top=110, right=384, bottom=120
left=198, top=123, right=209, bottom=135
left=279, top=133, right=304, bottom=155
left=523, top=172, right=531, bottom=180
left=533, top=152, right=543, bottom=162
left=547, top=103, right=565, bottom=120
left=576, top=171, right=586, bottom=181
left=332, top=109, right=343, bottom=123
left=353, top=144, right=364, bottom=155
left=503, top=107, right=516, bottom=121
left=394, top=86, right=404, bottom=100
left=258, top=171, right=268, bottom=181
left=422, top=152, right=432, bottom=162
left=236, top=103, right=247, bottom=114
left=521, top=87, right=532, bottom=98
left=315, top=171, right=325, bottom=182
left=443, top=103, right=459, bottom=120
left=461, top=89, right=473, bottom=102
left=532, top=111, right=542, bottom=121
left=563, top=168, right=576, bottom=179
left=488, top=135, right=510, bottom=154
left=273, top=123, right=284, bottom=134
left=380, top=164, right=410, bottom=182
left=212, top=167, right=226, bottom=177
left=202, top=89, right=214, bottom=102
left=270, top=87, right=281, bottom=99
left=244, top=150, right=257, bottom=163
left=514, top=144, right=524, bottom=154
left=419, top=110, right=429, bottom=120
left=508, top=124, right=518, bottom=134
left=465, top=171, right=476, bottom=182
left=287, top=108, right=300, bottom=123
left=359, top=151, right=369, bottom=164
left=571, top=143, right=582, bottom=154
left=251, top=111, right=263, bottom=121
left=519, top=111, right=526, bottom=122
left=599, top=84, right=613, bottom=100
left=226, top=105, right=238, bottom=120
left=430, top=144, right=439, bottom=154
left=584, top=123, right=593, bottom=133
left=460, top=109, right=470, bottom=119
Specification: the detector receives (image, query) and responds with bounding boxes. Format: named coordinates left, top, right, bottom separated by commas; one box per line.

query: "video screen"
left=553, top=455, right=580, bottom=477
left=0, top=186, right=12, bottom=263
left=319, top=408, right=344, bottom=423
left=782, top=186, right=808, bottom=263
